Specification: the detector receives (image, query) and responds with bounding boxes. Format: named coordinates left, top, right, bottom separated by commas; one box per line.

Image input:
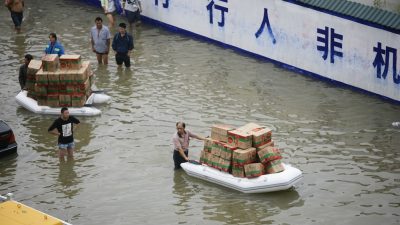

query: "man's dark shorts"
left=11, top=11, right=23, bottom=28
left=126, top=10, right=141, bottom=24
left=95, top=50, right=109, bottom=55
left=173, top=149, right=188, bottom=169
left=115, top=52, right=131, bottom=67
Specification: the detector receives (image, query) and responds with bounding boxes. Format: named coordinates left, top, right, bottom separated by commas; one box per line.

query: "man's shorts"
left=58, top=142, right=75, bottom=150
left=95, top=50, right=109, bottom=55
left=126, top=10, right=141, bottom=24
left=11, top=11, right=23, bottom=28
left=115, top=52, right=131, bottom=67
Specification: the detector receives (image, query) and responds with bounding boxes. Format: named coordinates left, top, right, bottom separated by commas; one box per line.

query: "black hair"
left=49, top=32, right=57, bottom=41
left=25, top=54, right=33, bottom=61
left=176, top=122, right=186, bottom=138
left=95, top=17, right=103, bottom=22
left=176, top=122, right=186, bottom=128
left=61, top=107, right=68, bottom=113
left=119, top=23, right=127, bottom=29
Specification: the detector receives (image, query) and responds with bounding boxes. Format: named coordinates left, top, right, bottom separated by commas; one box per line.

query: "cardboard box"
left=25, top=80, right=35, bottom=92
left=71, top=94, right=86, bottom=107
left=203, top=138, right=214, bottom=153
left=258, top=147, right=282, bottom=164
left=200, top=150, right=210, bottom=165
left=27, top=60, right=42, bottom=75
left=34, top=84, right=47, bottom=96
left=59, top=95, right=71, bottom=107
left=220, top=144, right=236, bottom=160
left=47, top=85, right=59, bottom=95
left=219, top=158, right=231, bottom=173
left=256, top=140, right=275, bottom=151
left=206, top=150, right=213, bottom=166
left=47, top=71, right=60, bottom=85
left=238, top=123, right=263, bottom=133
left=211, top=141, right=222, bottom=157
left=227, top=129, right=252, bottom=149
left=42, top=54, right=59, bottom=72
left=47, top=94, right=59, bottom=107
left=244, top=163, right=264, bottom=178
left=59, top=70, right=74, bottom=85
left=211, top=155, right=221, bottom=170
left=232, top=166, right=245, bottom=178
left=70, top=67, right=88, bottom=85
left=76, top=78, right=90, bottom=94
left=27, top=91, right=36, bottom=100
left=264, top=159, right=284, bottom=174
left=251, top=128, right=272, bottom=148
left=211, top=124, right=236, bottom=142
left=232, top=148, right=257, bottom=166
left=36, top=96, right=47, bottom=106
left=60, top=55, right=82, bottom=70
left=83, top=61, right=92, bottom=77
left=35, top=69, right=48, bottom=85
left=67, top=85, right=77, bottom=94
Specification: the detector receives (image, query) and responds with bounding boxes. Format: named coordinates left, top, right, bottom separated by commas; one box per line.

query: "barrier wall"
left=95, top=0, right=400, bottom=102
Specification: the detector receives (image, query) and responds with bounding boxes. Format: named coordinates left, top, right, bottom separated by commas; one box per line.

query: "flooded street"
left=0, top=0, right=399, bottom=224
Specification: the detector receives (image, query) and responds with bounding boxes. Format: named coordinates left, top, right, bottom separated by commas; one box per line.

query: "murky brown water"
left=0, top=1, right=399, bottom=224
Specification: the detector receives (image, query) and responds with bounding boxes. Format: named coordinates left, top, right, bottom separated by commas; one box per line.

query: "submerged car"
left=0, top=120, right=17, bottom=155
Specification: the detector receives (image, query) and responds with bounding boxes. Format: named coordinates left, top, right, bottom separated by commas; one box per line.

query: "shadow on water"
left=173, top=170, right=304, bottom=224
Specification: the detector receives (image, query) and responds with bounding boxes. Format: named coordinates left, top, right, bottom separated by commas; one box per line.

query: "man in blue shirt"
left=112, top=23, right=134, bottom=67
left=44, top=33, right=65, bottom=56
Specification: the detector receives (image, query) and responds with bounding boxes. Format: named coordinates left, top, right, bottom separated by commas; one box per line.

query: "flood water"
left=0, top=1, right=399, bottom=225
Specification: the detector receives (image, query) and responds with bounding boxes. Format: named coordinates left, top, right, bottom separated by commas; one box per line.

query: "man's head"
left=61, top=107, right=69, bottom=120
left=49, top=33, right=57, bottom=43
left=95, top=17, right=103, bottom=29
left=118, top=23, right=127, bottom=35
left=176, top=122, right=186, bottom=136
left=24, top=54, right=33, bottom=65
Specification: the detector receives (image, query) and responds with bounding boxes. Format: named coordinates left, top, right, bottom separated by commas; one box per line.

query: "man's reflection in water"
left=57, top=158, right=80, bottom=198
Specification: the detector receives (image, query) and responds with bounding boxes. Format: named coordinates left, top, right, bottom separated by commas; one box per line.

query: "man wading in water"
left=172, top=122, right=206, bottom=169
left=48, top=107, right=80, bottom=161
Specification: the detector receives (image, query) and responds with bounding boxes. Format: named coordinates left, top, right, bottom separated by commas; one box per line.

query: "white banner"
left=141, top=0, right=400, bottom=102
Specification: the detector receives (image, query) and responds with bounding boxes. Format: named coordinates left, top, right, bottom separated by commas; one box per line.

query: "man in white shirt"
left=122, top=0, right=142, bottom=32
left=90, top=17, right=111, bottom=64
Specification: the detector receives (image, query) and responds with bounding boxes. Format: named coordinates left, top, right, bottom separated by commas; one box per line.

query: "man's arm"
left=189, top=131, right=206, bottom=141
left=178, top=147, right=189, bottom=161
left=48, top=128, right=60, bottom=136
left=106, top=38, right=110, bottom=53
left=48, top=120, right=60, bottom=136
left=90, top=36, right=95, bottom=52
left=18, top=66, right=25, bottom=89
left=72, top=117, right=80, bottom=132
left=73, top=123, right=79, bottom=132
left=112, top=35, right=117, bottom=52
left=173, top=136, right=189, bottom=161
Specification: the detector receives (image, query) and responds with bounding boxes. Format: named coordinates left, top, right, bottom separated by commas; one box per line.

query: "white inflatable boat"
left=15, top=90, right=111, bottom=116
left=181, top=162, right=302, bottom=193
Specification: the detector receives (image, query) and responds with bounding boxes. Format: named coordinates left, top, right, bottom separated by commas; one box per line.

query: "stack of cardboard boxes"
left=27, top=54, right=93, bottom=107
left=200, top=123, right=284, bottom=178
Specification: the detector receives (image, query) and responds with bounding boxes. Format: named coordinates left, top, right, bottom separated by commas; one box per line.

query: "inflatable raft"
left=181, top=162, right=302, bottom=193
left=0, top=193, right=72, bottom=225
left=15, top=90, right=111, bottom=116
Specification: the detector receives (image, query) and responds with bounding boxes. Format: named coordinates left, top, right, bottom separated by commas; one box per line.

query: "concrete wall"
left=140, top=0, right=400, bottom=102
